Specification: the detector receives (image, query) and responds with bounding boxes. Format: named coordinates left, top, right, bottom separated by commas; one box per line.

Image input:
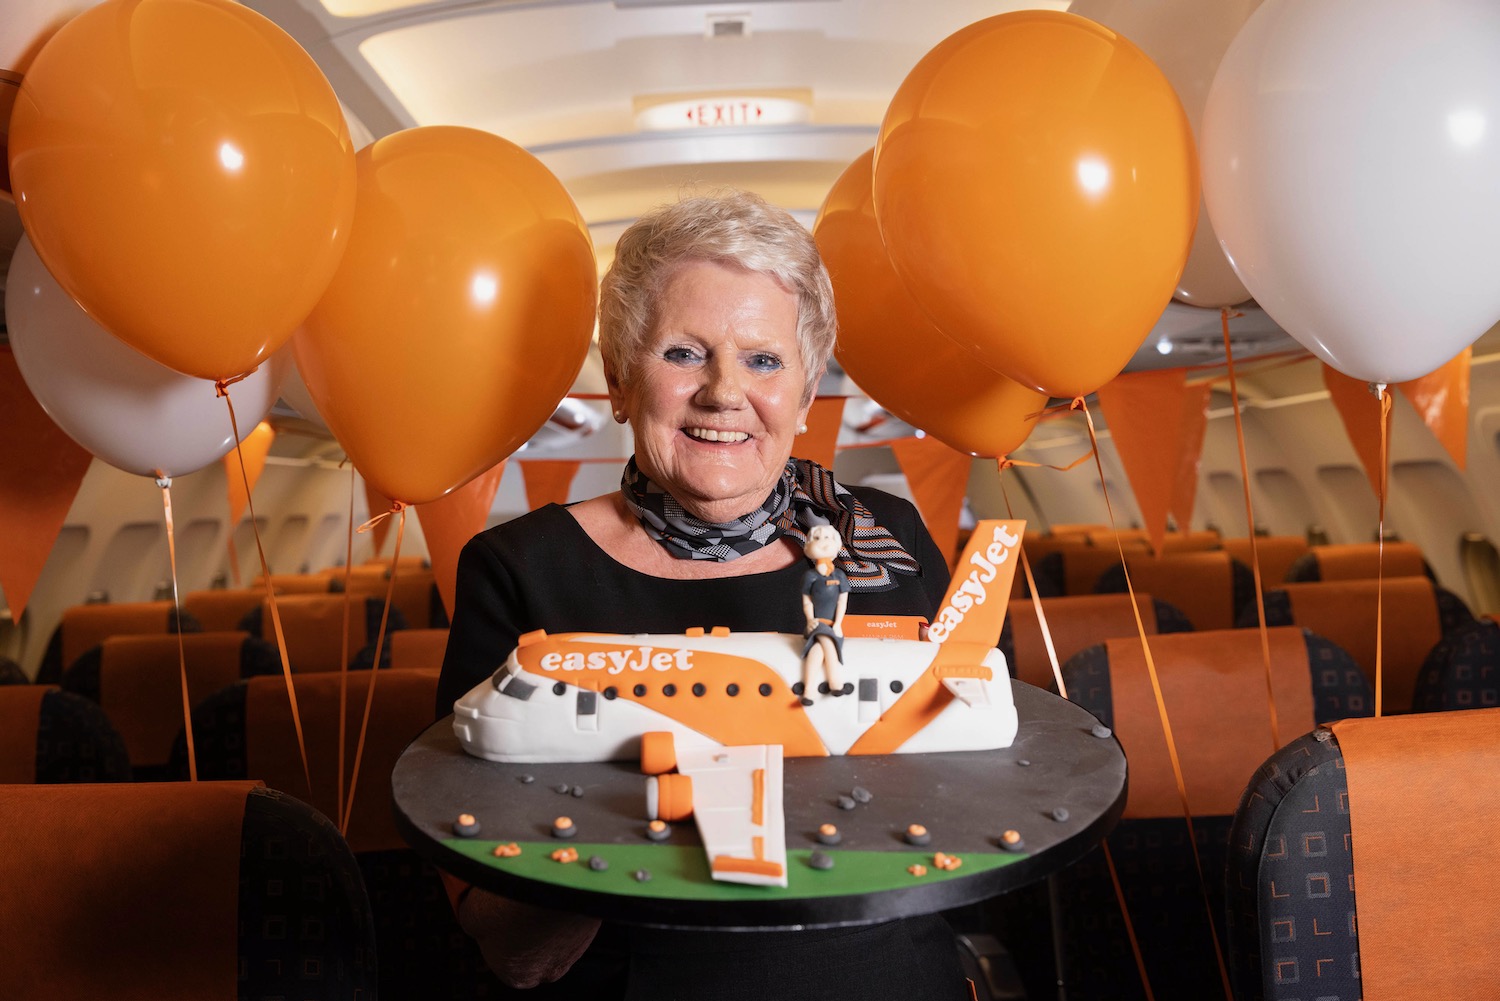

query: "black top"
left=435, top=488, right=969, bottom=1000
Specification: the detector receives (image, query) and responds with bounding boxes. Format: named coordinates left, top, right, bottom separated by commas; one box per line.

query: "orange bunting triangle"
left=0, top=349, right=93, bottom=619
left=1171, top=383, right=1213, bottom=532
left=1095, top=369, right=1194, bottom=554
left=889, top=436, right=971, bottom=571
left=800, top=397, right=846, bottom=471
left=1397, top=348, right=1470, bottom=471
left=519, top=459, right=580, bottom=511
left=1323, top=365, right=1390, bottom=495
left=224, top=421, right=275, bottom=528
left=415, top=461, right=506, bottom=618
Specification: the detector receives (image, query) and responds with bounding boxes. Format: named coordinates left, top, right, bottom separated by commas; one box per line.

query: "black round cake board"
left=392, top=681, right=1126, bottom=930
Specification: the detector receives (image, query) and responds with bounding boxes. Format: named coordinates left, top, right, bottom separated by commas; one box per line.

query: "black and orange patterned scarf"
left=621, top=456, right=919, bottom=590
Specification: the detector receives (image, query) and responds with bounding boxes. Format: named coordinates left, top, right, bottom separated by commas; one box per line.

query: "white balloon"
left=5, top=235, right=289, bottom=477
left=1072, top=0, right=1259, bottom=308
left=278, top=357, right=329, bottom=431
left=1202, top=0, right=1500, bottom=382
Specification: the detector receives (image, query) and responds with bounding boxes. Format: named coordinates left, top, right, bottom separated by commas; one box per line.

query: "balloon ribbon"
left=337, top=467, right=356, bottom=828
left=1220, top=308, right=1282, bottom=753
left=1375, top=384, right=1393, bottom=717
left=218, top=380, right=312, bottom=795
left=342, top=502, right=407, bottom=837
left=1077, top=397, right=1232, bottom=1001
left=156, top=475, right=198, bottom=781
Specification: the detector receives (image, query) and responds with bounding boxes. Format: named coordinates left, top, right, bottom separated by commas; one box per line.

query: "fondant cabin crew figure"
left=800, top=522, right=849, bottom=704
left=437, top=190, right=967, bottom=999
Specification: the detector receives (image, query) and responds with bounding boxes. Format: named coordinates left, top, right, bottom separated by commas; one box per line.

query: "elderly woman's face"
left=611, top=259, right=813, bottom=523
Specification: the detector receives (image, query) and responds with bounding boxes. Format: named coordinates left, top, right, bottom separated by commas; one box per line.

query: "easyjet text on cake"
left=927, top=524, right=1023, bottom=643
left=536, top=646, right=695, bottom=674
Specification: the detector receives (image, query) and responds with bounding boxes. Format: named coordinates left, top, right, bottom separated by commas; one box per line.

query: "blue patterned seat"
left=1052, top=629, right=1372, bottom=1000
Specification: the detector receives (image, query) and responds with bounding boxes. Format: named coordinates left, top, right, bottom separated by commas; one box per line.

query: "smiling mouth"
left=684, top=427, right=750, bottom=443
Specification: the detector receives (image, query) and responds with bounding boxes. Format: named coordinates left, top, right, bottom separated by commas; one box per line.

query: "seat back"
left=1252, top=577, right=1460, bottom=713
left=1054, top=628, right=1371, bottom=1000
left=37, top=600, right=199, bottom=684
left=0, top=686, right=131, bottom=783
left=1228, top=709, right=1500, bottom=1001
left=0, top=781, right=375, bottom=1000
left=1288, top=541, right=1429, bottom=582
left=187, top=669, right=496, bottom=998
left=1000, top=593, right=1192, bottom=690
left=63, top=632, right=272, bottom=779
left=343, top=565, right=443, bottom=629
left=1095, top=550, right=1253, bottom=631
left=181, top=588, right=265, bottom=632
left=1222, top=535, right=1309, bottom=585
left=390, top=628, right=450, bottom=671
left=251, top=572, right=336, bottom=594
left=259, top=593, right=372, bottom=673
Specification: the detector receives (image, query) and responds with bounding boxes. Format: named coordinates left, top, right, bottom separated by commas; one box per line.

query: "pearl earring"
left=613, top=410, right=627, bottom=424
left=797, top=423, right=808, bottom=435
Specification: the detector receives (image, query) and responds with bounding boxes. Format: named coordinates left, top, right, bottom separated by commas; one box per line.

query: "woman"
left=438, top=190, right=967, bottom=999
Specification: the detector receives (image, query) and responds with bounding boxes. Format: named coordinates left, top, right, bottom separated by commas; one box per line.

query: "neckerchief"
left=620, top=456, right=919, bottom=590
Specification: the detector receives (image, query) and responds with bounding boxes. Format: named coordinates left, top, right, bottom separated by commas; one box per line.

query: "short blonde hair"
left=599, top=190, right=836, bottom=403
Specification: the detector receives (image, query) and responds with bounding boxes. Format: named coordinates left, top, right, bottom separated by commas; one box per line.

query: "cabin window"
left=227, top=518, right=270, bottom=583
left=269, top=514, right=310, bottom=574
left=1390, top=461, right=1483, bottom=593
left=1205, top=472, right=1249, bottom=537
left=173, top=518, right=224, bottom=590
left=304, top=513, right=346, bottom=572
left=91, top=522, right=164, bottom=602
left=1314, top=465, right=1379, bottom=544
left=1460, top=533, right=1500, bottom=617
left=1252, top=469, right=1318, bottom=538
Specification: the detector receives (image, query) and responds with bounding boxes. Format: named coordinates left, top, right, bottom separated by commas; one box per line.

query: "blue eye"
left=663, top=346, right=702, bottom=364
left=747, top=353, right=784, bottom=372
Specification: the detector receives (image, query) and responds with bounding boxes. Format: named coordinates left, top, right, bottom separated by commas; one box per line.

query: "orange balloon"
left=294, top=127, right=597, bottom=505
left=815, top=150, right=1045, bottom=458
left=874, top=11, right=1198, bottom=399
left=7, top=0, right=355, bottom=381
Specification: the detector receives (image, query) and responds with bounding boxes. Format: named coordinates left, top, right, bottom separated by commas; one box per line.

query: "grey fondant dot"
left=1090, top=723, right=1112, bottom=739
left=633, top=869, right=652, bottom=883
left=1051, top=807, right=1070, bottom=823
left=836, top=795, right=856, bottom=811
left=851, top=786, right=873, bottom=804
left=588, top=856, right=609, bottom=871
left=809, top=850, right=835, bottom=870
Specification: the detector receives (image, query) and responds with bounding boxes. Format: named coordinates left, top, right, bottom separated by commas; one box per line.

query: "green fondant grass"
left=443, top=839, right=1027, bottom=901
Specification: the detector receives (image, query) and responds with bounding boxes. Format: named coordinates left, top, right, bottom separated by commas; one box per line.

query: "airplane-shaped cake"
left=452, top=520, right=1024, bottom=887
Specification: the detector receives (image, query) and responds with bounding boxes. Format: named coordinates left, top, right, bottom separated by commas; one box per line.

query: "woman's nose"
left=698, top=357, right=746, bottom=408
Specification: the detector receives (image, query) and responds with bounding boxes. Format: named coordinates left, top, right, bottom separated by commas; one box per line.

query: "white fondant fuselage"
left=451, top=631, right=1017, bottom=763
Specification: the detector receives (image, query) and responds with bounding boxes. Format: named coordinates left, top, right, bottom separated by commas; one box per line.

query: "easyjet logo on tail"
left=928, top=521, right=1024, bottom=646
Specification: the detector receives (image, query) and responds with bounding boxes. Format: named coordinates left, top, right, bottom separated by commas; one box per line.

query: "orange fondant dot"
left=907, top=864, right=927, bottom=877
left=648, top=820, right=667, bottom=832
left=906, top=824, right=927, bottom=837
left=492, top=842, right=522, bottom=858
left=555, top=816, right=573, bottom=828
left=550, top=847, right=579, bottom=863
left=1001, top=829, right=1021, bottom=845
left=819, top=824, right=838, bottom=836
left=457, top=813, right=476, bottom=826
left=933, top=852, right=963, bottom=871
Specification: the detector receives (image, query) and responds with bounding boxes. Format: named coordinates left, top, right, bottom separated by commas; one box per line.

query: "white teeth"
left=685, top=427, right=749, bottom=443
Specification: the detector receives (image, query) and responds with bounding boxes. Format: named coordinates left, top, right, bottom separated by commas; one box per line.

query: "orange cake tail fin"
left=927, top=520, right=1025, bottom=648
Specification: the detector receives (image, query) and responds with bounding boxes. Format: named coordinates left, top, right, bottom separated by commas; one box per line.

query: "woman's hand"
left=456, top=885, right=602, bottom=988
